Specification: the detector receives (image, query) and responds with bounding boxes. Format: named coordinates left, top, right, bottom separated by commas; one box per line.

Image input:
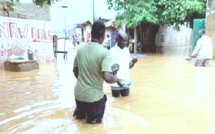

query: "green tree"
left=107, top=0, right=206, bottom=30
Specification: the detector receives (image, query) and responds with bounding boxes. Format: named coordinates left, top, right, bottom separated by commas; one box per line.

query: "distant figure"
left=110, top=31, right=138, bottom=97
left=53, top=35, right=58, bottom=51
left=27, top=48, right=34, bottom=60
left=128, top=37, right=133, bottom=53
left=77, top=34, right=81, bottom=45
left=72, top=35, right=76, bottom=46
left=114, top=30, right=118, bottom=43
left=73, top=20, right=122, bottom=124
left=86, top=33, right=91, bottom=42
left=188, top=29, right=213, bottom=67
left=105, top=34, right=111, bottom=50
left=137, top=42, right=143, bottom=53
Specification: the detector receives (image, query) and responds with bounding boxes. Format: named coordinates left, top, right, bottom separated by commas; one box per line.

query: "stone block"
left=4, top=60, right=39, bottom=72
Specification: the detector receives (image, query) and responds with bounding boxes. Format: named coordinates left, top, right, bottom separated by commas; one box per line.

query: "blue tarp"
left=76, top=24, right=83, bottom=28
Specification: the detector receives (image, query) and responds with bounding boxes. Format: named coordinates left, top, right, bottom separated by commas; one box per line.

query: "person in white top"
left=102, top=34, right=111, bottom=49
left=106, top=34, right=111, bottom=50
left=110, top=31, right=138, bottom=97
left=188, top=29, right=213, bottom=67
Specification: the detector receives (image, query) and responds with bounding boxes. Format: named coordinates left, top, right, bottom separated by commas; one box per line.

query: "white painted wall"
left=0, top=16, right=53, bottom=68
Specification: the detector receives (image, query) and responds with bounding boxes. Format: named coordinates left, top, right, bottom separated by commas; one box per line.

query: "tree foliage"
left=107, top=0, right=206, bottom=30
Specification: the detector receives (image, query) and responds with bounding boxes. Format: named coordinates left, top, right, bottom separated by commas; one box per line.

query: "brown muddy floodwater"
left=1, top=43, right=215, bottom=134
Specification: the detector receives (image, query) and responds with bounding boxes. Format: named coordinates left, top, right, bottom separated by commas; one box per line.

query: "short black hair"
left=91, top=20, right=106, bottom=39
left=198, top=29, right=205, bottom=35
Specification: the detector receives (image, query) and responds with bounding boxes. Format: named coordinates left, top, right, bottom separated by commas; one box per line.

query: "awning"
left=74, top=20, right=92, bottom=28
left=75, top=24, right=83, bottom=28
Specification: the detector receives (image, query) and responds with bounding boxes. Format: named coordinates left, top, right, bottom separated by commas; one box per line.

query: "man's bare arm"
left=102, top=71, right=122, bottom=87
left=73, top=67, right=78, bottom=78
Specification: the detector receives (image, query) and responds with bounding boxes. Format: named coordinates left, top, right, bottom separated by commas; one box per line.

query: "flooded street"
left=1, top=43, right=215, bottom=134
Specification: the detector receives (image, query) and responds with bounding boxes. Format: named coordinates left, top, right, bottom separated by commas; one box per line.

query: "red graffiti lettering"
left=0, top=22, right=29, bottom=38
left=31, top=27, right=37, bottom=39
left=0, top=22, right=9, bottom=38
left=9, top=22, right=18, bottom=38
left=1, top=21, right=51, bottom=41
left=18, top=24, right=29, bottom=38
left=31, top=24, right=51, bottom=41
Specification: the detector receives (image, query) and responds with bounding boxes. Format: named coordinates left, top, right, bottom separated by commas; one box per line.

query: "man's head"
left=91, top=20, right=106, bottom=44
left=117, top=31, right=128, bottom=49
left=198, top=29, right=205, bottom=38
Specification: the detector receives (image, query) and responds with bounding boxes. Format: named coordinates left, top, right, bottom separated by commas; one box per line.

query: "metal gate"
left=192, top=19, right=205, bottom=51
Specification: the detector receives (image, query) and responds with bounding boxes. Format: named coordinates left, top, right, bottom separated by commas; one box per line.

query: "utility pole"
left=61, top=5, right=68, bottom=51
left=92, top=0, right=95, bottom=23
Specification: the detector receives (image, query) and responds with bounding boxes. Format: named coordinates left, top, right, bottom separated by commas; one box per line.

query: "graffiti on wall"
left=0, top=17, right=54, bottom=67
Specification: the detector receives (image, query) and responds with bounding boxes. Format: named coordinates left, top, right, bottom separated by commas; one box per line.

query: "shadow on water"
left=1, top=43, right=215, bottom=133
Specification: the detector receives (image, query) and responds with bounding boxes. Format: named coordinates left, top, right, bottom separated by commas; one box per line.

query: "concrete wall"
left=0, top=3, right=3, bottom=16
left=9, top=3, right=50, bottom=21
left=155, top=25, right=193, bottom=57
left=0, top=0, right=8, bottom=16
left=0, top=2, right=50, bottom=21
left=155, top=0, right=214, bottom=58
left=206, top=0, right=215, bottom=59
